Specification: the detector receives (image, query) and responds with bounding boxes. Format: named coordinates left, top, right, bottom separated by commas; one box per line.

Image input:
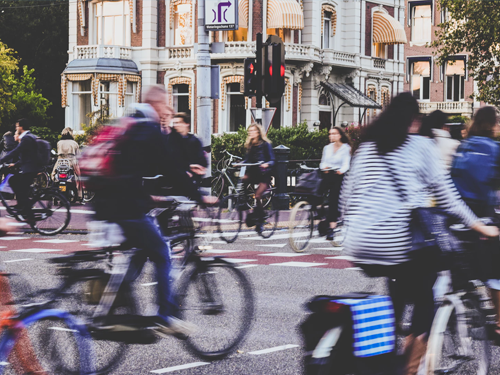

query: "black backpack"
left=35, top=138, right=51, bottom=167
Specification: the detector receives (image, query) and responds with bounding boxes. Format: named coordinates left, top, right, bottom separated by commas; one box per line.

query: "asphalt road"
left=2, top=226, right=500, bottom=374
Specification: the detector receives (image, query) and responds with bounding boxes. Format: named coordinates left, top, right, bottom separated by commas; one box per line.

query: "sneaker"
left=154, top=317, right=195, bottom=339
left=326, top=228, right=334, bottom=241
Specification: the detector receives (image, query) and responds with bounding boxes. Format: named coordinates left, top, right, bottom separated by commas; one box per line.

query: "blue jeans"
left=118, top=216, right=178, bottom=318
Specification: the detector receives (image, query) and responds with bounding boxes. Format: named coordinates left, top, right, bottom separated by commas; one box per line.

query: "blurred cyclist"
left=93, top=85, right=200, bottom=336
left=340, top=93, right=497, bottom=374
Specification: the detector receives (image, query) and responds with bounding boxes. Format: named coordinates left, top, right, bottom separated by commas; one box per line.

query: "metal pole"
left=255, top=32, right=263, bottom=125
left=197, top=0, right=212, bottom=182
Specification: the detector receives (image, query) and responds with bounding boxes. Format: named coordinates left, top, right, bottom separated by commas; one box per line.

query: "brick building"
left=62, top=0, right=408, bottom=133
left=403, top=0, right=476, bottom=117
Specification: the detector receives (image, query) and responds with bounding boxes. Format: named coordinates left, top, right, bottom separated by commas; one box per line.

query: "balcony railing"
left=168, top=46, right=194, bottom=59
left=322, top=50, right=357, bottom=66
left=372, top=58, right=386, bottom=69
left=74, top=45, right=132, bottom=60
left=419, top=101, right=473, bottom=114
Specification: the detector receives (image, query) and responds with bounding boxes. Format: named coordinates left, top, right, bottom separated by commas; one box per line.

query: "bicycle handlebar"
left=233, top=161, right=264, bottom=167
left=143, top=175, right=164, bottom=180
left=224, top=150, right=242, bottom=160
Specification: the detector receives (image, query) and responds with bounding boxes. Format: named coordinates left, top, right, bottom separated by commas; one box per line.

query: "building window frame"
left=226, top=82, right=247, bottom=132
left=321, top=11, right=333, bottom=49
left=71, top=81, right=92, bottom=132
left=444, top=56, right=467, bottom=102
left=408, top=57, right=432, bottom=101
left=409, top=1, right=432, bottom=44
left=91, top=0, right=131, bottom=46
left=171, top=2, right=194, bottom=46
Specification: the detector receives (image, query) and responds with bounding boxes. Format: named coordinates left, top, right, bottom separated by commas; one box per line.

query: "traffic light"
left=244, top=58, right=257, bottom=97
left=264, top=37, right=285, bottom=103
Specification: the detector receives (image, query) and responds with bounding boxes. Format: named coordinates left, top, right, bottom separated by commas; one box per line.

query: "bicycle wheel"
left=177, top=260, right=254, bottom=360
left=29, top=189, right=71, bottom=235
left=217, top=195, right=242, bottom=243
left=259, top=208, right=279, bottom=239
left=212, top=174, right=224, bottom=199
left=289, top=201, right=314, bottom=253
left=51, top=273, right=135, bottom=375
left=426, top=295, right=490, bottom=375
left=32, top=172, right=50, bottom=190
left=12, top=310, right=95, bottom=375
left=192, top=205, right=216, bottom=250
left=245, top=183, right=274, bottom=209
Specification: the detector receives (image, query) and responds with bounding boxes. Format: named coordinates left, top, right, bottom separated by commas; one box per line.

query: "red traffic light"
left=269, top=65, right=273, bottom=76
left=280, top=65, right=285, bottom=77
left=249, top=63, right=254, bottom=74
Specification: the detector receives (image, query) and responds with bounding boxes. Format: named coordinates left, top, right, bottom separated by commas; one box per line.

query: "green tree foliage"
left=0, top=1, right=68, bottom=130
left=30, top=126, right=60, bottom=148
left=0, top=41, right=52, bottom=132
left=433, top=0, right=500, bottom=105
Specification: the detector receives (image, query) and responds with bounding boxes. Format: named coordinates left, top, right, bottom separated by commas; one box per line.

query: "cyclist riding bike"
left=451, top=106, right=500, bottom=341
left=0, top=118, right=42, bottom=218
left=92, top=85, right=208, bottom=337
left=340, top=93, right=498, bottom=375
left=242, top=124, right=275, bottom=233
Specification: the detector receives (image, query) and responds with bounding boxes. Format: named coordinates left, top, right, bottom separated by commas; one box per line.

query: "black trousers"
left=10, top=172, right=36, bottom=212
left=362, top=252, right=438, bottom=337
left=321, top=173, right=344, bottom=223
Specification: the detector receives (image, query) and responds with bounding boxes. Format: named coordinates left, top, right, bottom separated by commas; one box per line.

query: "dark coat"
left=0, top=132, right=40, bottom=173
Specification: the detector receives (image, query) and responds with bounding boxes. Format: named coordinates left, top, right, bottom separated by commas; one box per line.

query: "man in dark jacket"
left=0, top=118, right=41, bottom=214
left=93, top=85, right=208, bottom=337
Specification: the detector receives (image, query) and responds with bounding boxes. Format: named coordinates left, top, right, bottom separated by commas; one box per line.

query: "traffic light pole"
left=197, top=0, right=212, bottom=183
left=255, top=33, right=263, bottom=125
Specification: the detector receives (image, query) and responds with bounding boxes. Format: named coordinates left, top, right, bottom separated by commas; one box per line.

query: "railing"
left=221, top=41, right=255, bottom=55
left=74, top=45, right=132, bottom=60
left=322, top=49, right=357, bottom=65
left=168, top=46, right=194, bottom=59
left=372, top=58, right=386, bottom=69
left=419, top=101, right=473, bottom=114
left=285, top=43, right=321, bottom=61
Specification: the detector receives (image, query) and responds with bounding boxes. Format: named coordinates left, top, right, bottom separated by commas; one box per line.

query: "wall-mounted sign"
left=205, top=0, right=239, bottom=31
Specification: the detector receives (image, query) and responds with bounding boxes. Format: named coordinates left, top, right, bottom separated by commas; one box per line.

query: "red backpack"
left=79, top=117, right=139, bottom=191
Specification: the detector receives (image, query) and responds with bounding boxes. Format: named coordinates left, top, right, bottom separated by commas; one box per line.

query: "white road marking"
left=258, top=252, right=309, bottom=257
left=347, top=267, right=363, bottom=271
left=269, top=262, right=328, bottom=268
left=204, top=249, right=240, bottom=254
left=248, top=344, right=299, bottom=355
left=0, top=246, right=6, bottom=249
left=325, top=256, right=354, bottom=261
left=4, top=258, right=33, bottom=263
left=256, top=243, right=287, bottom=248
left=224, top=258, right=258, bottom=263
left=70, top=209, right=95, bottom=214
left=34, top=239, right=79, bottom=244
left=49, top=326, right=78, bottom=332
left=150, top=362, right=210, bottom=373
left=6, top=222, right=27, bottom=227
left=141, top=282, right=158, bottom=286
left=313, top=247, right=342, bottom=251
left=236, top=265, right=258, bottom=269
left=209, top=241, right=228, bottom=244
left=0, top=237, right=26, bottom=241
left=10, top=249, right=62, bottom=253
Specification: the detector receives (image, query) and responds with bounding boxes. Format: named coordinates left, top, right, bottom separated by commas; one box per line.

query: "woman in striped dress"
left=339, top=93, right=498, bottom=375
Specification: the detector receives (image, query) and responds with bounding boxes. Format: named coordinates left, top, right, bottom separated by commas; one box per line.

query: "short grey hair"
left=142, top=85, right=168, bottom=104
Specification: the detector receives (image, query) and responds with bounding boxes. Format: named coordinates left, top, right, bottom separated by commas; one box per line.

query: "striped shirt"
left=340, top=135, right=477, bottom=266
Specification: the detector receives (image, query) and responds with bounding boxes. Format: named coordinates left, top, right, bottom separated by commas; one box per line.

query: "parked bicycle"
left=289, top=165, right=345, bottom=252
left=217, top=160, right=279, bottom=243
left=212, top=150, right=275, bottom=209
left=0, top=164, right=71, bottom=235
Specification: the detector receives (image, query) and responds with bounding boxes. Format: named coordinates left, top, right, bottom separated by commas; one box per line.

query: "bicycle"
left=212, top=150, right=275, bottom=208
left=0, top=271, right=95, bottom=375
left=300, top=218, right=497, bottom=375
left=289, top=165, right=345, bottom=252
left=0, top=164, right=71, bottom=236
left=42, top=195, right=254, bottom=374
left=216, top=161, right=279, bottom=243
